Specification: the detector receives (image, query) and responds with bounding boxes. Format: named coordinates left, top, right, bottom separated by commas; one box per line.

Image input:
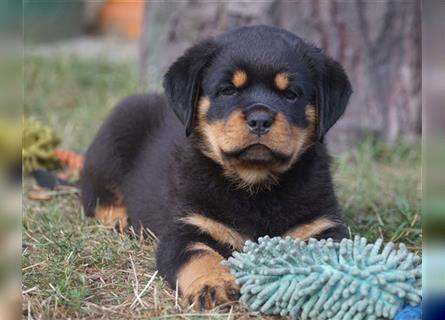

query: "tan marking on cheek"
left=305, top=104, right=317, bottom=139
left=195, top=100, right=274, bottom=187
left=198, top=103, right=252, bottom=159
left=216, top=110, right=250, bottom=150
left=267, top=106, right=317, bottom=169
left=305, top=104, right=317, bottom=123
left=300, top=104, right=317, bottom=146
left=232, top=69, right=247, bottom=88
left=213, top=111, right=281, bottom=186
left=199, top=109, right=251, bottom=165
left=200, top=122, right=225, bottom=165
left=197, top=96, right=210, bottom=116
left=95, top=205, right=128, bottom=232
left=284, top=217, right=338, bottom=240
left=196, top=97, right=223, bottom=164
left=180, top=214, right=249, bottom=251
left=198, top=105, right=313, bottom=187
left=275, top=72, right=289, bottom=91
left=177, top=248, right=239, bottom=310
left=265, top=112, right=297, bottom=155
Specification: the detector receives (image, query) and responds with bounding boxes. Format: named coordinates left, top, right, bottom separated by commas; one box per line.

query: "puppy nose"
left=245, top=105, right=276, bottom=136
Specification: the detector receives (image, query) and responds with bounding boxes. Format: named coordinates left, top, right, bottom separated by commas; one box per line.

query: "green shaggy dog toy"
left=224, top=236, right=421, bottom=320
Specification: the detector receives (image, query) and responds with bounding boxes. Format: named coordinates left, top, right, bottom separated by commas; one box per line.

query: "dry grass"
left=22, top=55, right=421, bottom=319
left=22, top=184, right=273, bottom=319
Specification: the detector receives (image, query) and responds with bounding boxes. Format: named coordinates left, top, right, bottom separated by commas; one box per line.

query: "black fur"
left=163, top=41, right=219, bottom=136
left=314, top=55, right=353, bottom=139
left=81, top=25, right=352, bottom=289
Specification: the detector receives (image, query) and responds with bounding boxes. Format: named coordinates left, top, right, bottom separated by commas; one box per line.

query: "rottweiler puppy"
left=81, top=25, right=352, bottom=310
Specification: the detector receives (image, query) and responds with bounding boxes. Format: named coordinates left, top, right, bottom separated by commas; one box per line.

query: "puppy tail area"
left=32, top=169, right=77, bottom=190
left=30, top=168, right=129, bottom=232
left=80, top=93, right=165, bottom=223
left=80, top=177, right=129, bottom=232
left=94, top=204, right=129, bottom=233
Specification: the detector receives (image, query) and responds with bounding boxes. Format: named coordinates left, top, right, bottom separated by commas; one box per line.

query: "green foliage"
left=333, top=138, right=421, bottom=251
left=22, top=117, right=61, bottom=174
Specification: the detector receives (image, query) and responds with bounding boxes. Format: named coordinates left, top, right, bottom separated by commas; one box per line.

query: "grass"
left=22, top=54, right=421, bottom=319
left=334, top=139, right=421, bottom=251
left=24, top=55, right=142, bottom=153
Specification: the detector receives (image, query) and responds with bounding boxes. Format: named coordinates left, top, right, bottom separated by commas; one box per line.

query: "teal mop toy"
left=223, top=236, right=422, bottom=320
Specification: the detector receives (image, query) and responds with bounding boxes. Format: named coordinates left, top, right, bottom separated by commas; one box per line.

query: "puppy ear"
left=163, top=40, right=219, bottom=136
left=316, top=56, right=352, bottom=140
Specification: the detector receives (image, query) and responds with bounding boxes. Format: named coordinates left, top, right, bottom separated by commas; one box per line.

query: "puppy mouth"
left=222, top=144, right=291, bottom=164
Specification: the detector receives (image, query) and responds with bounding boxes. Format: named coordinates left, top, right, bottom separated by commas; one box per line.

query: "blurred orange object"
left=54, top=149, right=84, bottom=173
left=99, top=0, right=144, bottom=40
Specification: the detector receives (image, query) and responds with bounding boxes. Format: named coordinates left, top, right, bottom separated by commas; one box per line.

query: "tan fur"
left=180, top=214, right=249, bottom=250
left=284, top=217, right=337, bottom=240
left=286, top=105, right=317, bottom=166
left=196, top=96, right=317, bottom=188
left=177, top=247, right=239, bottom=310
left=196, top=97, right=224, bottom=165
left=186, top=242, right=216, bottom=253
left=232, top=69, right=247, bottom=88
left=227, top=166, right=274, bottom=187
left=95, top=205, right=128, bottom=232
left=275, top=72, right=289, bottom=90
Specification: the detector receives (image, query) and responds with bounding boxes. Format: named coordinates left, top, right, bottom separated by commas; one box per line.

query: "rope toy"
left=23, top=118, right=61, bottom=175
left=223, top=236, right=421, bottom=320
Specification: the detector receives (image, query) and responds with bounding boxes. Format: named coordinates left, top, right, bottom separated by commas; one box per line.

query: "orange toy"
left=99, top=0, right=144, bottom=40
left=54, top=149, right=84, bottom=174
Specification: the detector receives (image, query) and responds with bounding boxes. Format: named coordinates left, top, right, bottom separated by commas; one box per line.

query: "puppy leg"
left=179, top=243, right=240, bottom=310
left=284, top=216, right=348, bottom=241
left=81, top=171, right=128, bottom=232
left=315, top=222, right=349, bottom=240
left=156, top=223, right=240, bottom=310
left=94, top=203, right=128, bottom=232
left=81, top=95, right=160, bottom=229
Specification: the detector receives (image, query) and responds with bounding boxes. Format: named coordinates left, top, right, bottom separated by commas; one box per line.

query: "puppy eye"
left=219, top=86, right=236, bottom=96
left=283, top=87, right=303, bottom=101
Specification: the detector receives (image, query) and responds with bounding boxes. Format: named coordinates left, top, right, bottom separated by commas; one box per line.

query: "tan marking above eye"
left=232, top=69, right=248, bottom=88
left=275, top=72, right=289, bottom=91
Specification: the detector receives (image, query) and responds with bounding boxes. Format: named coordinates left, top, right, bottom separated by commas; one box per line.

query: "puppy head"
left=164, top=26, right=352, bottom=188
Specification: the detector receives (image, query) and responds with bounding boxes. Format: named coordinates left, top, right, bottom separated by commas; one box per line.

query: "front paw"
left=185, top=273, right=240, bottom=311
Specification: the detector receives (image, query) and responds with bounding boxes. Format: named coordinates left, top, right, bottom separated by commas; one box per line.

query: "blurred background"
left=23, top=0, right=421, bottom=150
left=0, top=0, right=438, bottom=319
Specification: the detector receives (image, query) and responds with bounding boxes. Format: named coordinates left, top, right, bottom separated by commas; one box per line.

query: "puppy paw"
left=185, top=273, right=240, bottom=311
